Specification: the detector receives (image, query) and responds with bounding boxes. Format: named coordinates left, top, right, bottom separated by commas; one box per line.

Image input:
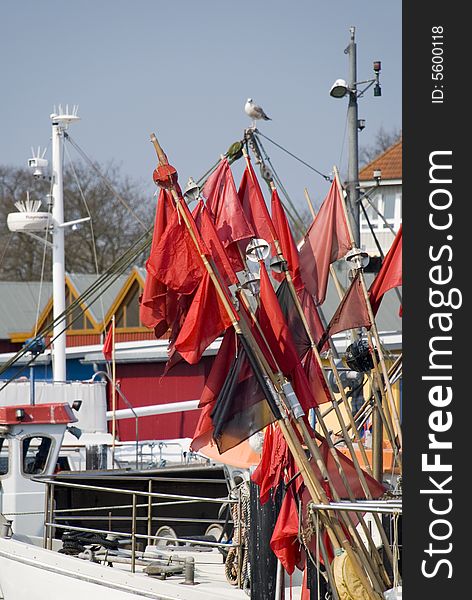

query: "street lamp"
left=329, top=26, right=381, bottom=247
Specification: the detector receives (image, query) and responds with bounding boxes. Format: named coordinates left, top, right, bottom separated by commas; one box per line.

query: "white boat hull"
left=0, top=537, right=246, bottom=600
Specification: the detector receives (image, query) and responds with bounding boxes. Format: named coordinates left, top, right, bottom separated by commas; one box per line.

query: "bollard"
left=0, top=520, right=12, bottom=539
left=181, top=556, right=196, bottom=585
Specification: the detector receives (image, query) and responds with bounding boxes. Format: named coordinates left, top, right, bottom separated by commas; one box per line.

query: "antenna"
left=50, top=103, right=80, bottom=126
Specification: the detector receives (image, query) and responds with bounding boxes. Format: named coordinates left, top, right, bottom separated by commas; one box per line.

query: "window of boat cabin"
left=21, top=436, right=54, bottom=476
left=0, top=437, right=9, bottom=476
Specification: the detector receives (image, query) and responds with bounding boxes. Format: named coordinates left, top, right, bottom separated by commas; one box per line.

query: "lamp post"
left=330, top=26, right=381, bottom=248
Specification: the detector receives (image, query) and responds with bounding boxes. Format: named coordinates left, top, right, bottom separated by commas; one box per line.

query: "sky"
left=1, top=1, right=401, bottom=217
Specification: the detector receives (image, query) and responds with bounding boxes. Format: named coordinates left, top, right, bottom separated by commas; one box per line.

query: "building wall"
left=113, top=357, right=214, bottom=442
left=360, top=183, right=402, bottom=255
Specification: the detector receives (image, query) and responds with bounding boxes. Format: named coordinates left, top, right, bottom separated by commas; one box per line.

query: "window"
left=66, top=287, right=94, bottom=331
left=22, top=436, right=53, bottom=475
left=115, top=281, right=143, bottom=329
left=0, top=437, right=9, bottom=476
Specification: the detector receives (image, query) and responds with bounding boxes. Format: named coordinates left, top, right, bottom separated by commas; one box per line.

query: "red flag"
left=270, top=487, right=302, bottom=575
left=318, top=273, right=371, bottom=350
left=173, top=271, right=235, bottom=364
left=258, top=262, right=317, bottom=412
left=140, top=189, right=177, bottom=337
left=192, top=200, right=238, bottom=286
left=102, top=322, right=114, bottom=362
left=369, top=225, right=402, bottom=315
left=147, top=200, right=205, bottom=295
left=299, top=180, right=351, bottom=305
left=251, top=424, right=291, bottom=505
left=271, top=188, right=302, bottom=289
left=203, top=159, right=254, bottom=271
left=238, top=160, right=276, bottom=250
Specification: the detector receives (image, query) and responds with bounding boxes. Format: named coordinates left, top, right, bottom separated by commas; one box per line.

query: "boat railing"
left=37, top=476, right=240, bottom=575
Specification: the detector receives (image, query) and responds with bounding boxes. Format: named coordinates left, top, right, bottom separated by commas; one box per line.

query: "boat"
left=0, top=95, right=402, bottom=600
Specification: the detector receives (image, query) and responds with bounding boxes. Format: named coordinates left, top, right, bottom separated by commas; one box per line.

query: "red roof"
left=359, top=139, right=402, bottom=182
left=0, top=403, right=77, bottom=425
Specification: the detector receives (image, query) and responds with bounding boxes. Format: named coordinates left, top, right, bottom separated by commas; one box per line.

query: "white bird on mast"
left=245, top=98, right=271, bottom=127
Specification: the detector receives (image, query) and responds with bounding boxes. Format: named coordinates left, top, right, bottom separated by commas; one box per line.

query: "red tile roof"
left=359, top=139, right=402, bottom=182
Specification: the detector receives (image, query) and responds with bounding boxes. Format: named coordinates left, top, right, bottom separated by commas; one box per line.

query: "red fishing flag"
left=202, top=159, right=254, bottom=272
left=192, top=200, right=238, bottom=286
left=102, top=320, right=114, bottom=362
left=270, top=487, right=302, bottom=575
left=258, top=262, right=317, bottom=412
left=317, top=272, right=371, bottom=350
left=146, top=199, right=205, bottom=296
left=369, top=224, right=402, bottom=315
left=251, top=423, right=291, bottom=505
left=271, top=188, right=302, bottom=289
left=140, top=189, right=177, bottom=337
left=173, top=271, right=235, bottom=365
left=238, top=159, right=277, bottom=252
left=299, top=179, right=351, bottom=305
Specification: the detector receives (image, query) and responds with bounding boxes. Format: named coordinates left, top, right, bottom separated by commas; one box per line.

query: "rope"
left=252, top=133, right=306, bottom=238
left=64, top=133, right=147, bottom=231
left=64, top=142, right=106, bottom=327
left=224, top=481, right=251, bottom=593
left=256, top=131, right=331, bottom=181
left=33, top=180, right=54, bottom=338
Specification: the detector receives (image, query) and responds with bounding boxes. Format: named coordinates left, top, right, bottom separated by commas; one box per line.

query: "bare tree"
left=359, top=125, right=402, bottom=165
left=0, top=162, right=154, bottom=281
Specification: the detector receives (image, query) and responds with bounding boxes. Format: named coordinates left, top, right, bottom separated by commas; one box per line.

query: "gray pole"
left=346, top=26, right=360, bottom=247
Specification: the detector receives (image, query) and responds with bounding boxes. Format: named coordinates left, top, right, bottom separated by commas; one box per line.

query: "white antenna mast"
left=50, top=104, right=80, bottom=382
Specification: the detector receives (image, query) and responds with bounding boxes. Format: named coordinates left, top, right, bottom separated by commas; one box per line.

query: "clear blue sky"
left=1, top=0, right=401, bottom=214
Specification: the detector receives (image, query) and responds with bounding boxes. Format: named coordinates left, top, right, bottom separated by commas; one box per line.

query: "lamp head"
left=330, top=79, right=349, bottom=98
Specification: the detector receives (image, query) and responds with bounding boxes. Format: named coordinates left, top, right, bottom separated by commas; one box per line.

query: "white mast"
left=50, top=105, right=80, bottom=382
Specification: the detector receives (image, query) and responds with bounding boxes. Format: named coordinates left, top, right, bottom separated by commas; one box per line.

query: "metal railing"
left=41, top=477, right=239, bottom=574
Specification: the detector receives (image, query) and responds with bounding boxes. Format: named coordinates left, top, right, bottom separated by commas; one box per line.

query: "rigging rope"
left=256, top=131, right=331, bottom=182
left=34, top=178, right=55, bottom=338
left=64, top=142, right=107, bottom=329
left=251, top=133, right=306, bottom=238
left=64, top=133, right=148, bottom=231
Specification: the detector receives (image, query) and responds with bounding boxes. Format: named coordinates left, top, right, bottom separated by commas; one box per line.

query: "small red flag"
left=140, top=189, right=177, bottom=337
left=251, top=423, right=291, bottom=505
left=203, top=159, right=254, bottom=271
left=147, top=200, right=205, bottom=296
left=102, top=323, right=113, bottom=362
left=270, top=487, right=302, bottom=575
left=192, top=200, right=238, bottom=286
left=369, top=224, right=402, bottom=315
left=258, top=262, right=317, bottom=412
left=238, top=160, right=277, bottom=251
left=318, top=272, right=371, bottom=350
left=299, top=180, right=351, bottom=305
left=271, top=188, right=302, bottom=289
left=173, top=271, right=235, bottom=364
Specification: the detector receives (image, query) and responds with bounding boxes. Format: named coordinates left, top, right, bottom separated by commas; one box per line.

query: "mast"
left=50, top=106, right=80, bottom=382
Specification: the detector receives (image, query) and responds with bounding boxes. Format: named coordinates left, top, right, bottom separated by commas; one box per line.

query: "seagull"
left=245, top=98, right=271, bottom=127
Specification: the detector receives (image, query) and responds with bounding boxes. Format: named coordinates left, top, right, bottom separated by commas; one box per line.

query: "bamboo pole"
left=264, top=177, right=392, bottom=582
left=269, top=239, right=391, bottom=568
left=333, top=166, right=402, bottom=450
left=151, top=134, right=383, bottom=599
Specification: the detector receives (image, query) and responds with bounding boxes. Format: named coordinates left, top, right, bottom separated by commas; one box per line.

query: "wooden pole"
left=150, top=135, right=383, bottom=598
left=333, top=166, right=402, bottom=450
